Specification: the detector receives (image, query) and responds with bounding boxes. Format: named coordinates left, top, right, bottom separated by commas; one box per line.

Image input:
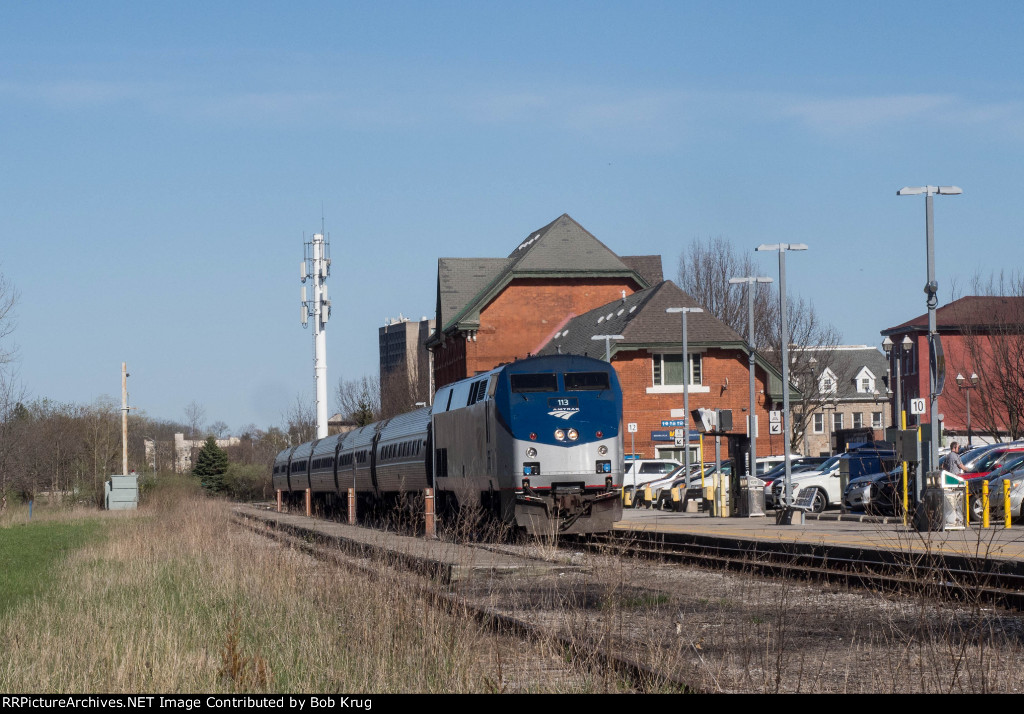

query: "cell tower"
left=300, top=231, right=331, bottom=439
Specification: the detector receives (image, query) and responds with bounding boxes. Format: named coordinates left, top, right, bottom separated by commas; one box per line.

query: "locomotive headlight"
left=567, top=428, right=578, bottom=441
left=598, top=445, right=608, bottom=455
left=554, top=429, right=566, bottom=441
left=526, top=447, right=537, bottom=458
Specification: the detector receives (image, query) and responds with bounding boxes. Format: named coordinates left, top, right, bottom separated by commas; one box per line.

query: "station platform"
left=616, top=507, right=1024, bottom=561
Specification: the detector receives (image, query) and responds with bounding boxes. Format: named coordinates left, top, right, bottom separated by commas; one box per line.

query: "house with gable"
left=882, top=296, right=1024, bottom=444
left=792, top=345, right=892, bottom=456
left=426, top=214, right=662, bottom=390
left=536, top=280, right=788, bottom=462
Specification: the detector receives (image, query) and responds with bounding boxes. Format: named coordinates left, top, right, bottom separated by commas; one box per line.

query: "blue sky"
left=2, top=1, right=1022, bottom=432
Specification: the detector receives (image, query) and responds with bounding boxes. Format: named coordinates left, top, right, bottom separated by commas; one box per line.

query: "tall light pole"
left=883, top=334, right=915, bottom=524
left=590, top=334, right=624, bottom=363
left=666, top=307, right=703, bottom=480
left=729, top=276, right=773, bottom=477
left=897, top=185, right=961, bottom=475
left=756, top=243, right=807, bottom=516
left=956, top=372, right=979, bottom=448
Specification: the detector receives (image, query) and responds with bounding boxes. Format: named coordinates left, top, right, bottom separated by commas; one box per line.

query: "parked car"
left=767, top=444, right=896, bottom=513
left=961, top=446, right=1024, bottom=480
left=843, top=466, right=916, bottom=515
left=623, top=459, right=683, bottom=506
left=653, top=465, right=714, bottom=510
left=968, top=466, right=1024, bottom=521
left=760, top=457, right=829, bottom=487
left=967, top=455, right=1024, bottom=520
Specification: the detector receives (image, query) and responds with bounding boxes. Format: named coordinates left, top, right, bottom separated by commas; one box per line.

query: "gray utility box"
left=105, top=475, right=138, bottom=510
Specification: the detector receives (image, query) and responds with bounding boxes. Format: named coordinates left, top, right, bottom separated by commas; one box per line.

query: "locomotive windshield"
left=564, top=372, right=610, bottom=391
left=510, top=373, right=558, bottom=392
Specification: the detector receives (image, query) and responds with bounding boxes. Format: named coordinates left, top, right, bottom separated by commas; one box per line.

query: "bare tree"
left=944, top=272, right=1024, bottom=441
left=285, top=393, right=317, bottom=445
left=208, top=420, right=230, bottom=439
left=679, top=236, right=841, bottom=452
left=183, top=401, right=206, bottom=441
left=335, top=375, right=381, bottom=426
left=0, top=271, right=18, bottom=369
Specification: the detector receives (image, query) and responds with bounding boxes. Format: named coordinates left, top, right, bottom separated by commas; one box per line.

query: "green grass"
left=0, top=518, right=105, bottom=616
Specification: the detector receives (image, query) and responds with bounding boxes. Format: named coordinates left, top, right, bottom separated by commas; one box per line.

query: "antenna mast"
left=301, top=229, right=331, bottom=439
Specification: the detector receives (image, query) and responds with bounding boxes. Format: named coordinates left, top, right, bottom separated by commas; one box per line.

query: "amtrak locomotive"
left=273, top=355, right=624, bottom=535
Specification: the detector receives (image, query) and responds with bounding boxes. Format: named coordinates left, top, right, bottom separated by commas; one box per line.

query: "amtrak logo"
left=548, top=408, right=579, bottom=420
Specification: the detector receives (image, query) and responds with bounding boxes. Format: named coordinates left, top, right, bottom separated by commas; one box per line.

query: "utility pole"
left=121, top=362, right=134, bottom=475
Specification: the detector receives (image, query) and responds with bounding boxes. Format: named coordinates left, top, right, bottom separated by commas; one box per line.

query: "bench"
left=775, top=487, right=818, bottom=524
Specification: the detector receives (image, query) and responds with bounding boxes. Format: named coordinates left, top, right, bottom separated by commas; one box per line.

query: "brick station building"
left=425, top=213, right=786, bottom=462
left=536, top=280, right=787, bottom=461
left=426, top=213, right=662, bottom=387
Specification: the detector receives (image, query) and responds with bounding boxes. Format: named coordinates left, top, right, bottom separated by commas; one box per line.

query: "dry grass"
left=0, top=478, right=598, bottom=693
left=6, top=478, right=1024, bottom=693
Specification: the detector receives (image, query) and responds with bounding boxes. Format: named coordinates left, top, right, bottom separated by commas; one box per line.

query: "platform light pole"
left=883, top=334, right=915, bottom=524
left=590, top=334, right=624, bottom=363
left=666, top=307, right=703, bottom=481
left=897, top=185, right=961, bottom=475
left=756, top=243, right=807, bottom=519
left=729, top=276, right=773, bottom=477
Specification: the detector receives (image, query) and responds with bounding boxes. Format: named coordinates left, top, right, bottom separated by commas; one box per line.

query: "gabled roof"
left=797, top=345, right=890, bottom=401
left=535, top=281, right=790, bottom=396
left=537, top=281, right=746, bottom=357
left=432, top=214, right=661, bottom=336
left=882, top=296, right=1024, bottom=334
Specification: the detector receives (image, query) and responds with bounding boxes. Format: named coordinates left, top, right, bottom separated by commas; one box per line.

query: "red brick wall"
left=432, top=335, right=467, bottom=390
left=613, top=347, right=780, bottom=460
left=469, top=278, right=640, bottom=375
left=434, top=277, right=642, bottom=388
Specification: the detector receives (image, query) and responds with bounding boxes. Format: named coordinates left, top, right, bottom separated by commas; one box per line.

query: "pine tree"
left=193, top=436, right=229, bottom=492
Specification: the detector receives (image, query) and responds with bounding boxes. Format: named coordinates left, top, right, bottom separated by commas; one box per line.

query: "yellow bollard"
left=670, top=485, right=682, bottom=512
left=1005, top=479, right=1012, bottom=529
left=983, top=480, right=990, bottom=529
left=622, top=488, right=633, bottom=508
left=642, top=484, right=653, bottom=508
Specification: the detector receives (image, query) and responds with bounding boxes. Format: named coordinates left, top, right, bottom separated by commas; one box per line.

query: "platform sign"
left=769, top=410, right=782, bottom=423
left=627, top=422, right=638, bottom=433
left=769, top=422, right=783, bottom=435
left=910, top=398, right=927, bottom=415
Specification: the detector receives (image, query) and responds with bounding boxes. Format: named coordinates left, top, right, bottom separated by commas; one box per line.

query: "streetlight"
left=666, top=307, right=703, bottom=481
left=897, top=185, right=962, bottom=475
left=882, top=334, right=916, bottom=525
left=756, top=243, right=807, bottom=519
left=590, top=334, right=624, bottom=363
left=729, top=275, right=774, bottom=477
left=956, top=372, right=980, bottom=448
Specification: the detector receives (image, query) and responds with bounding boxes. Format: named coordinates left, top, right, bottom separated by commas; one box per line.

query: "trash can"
left=738, top=476, right=766, bottom=517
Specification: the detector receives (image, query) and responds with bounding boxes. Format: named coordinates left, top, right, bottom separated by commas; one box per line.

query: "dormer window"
left=818, top=368, right=838, bottom=395
left=854, top=367, right=876, bottom=394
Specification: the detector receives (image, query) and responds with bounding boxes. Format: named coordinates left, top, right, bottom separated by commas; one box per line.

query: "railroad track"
left=231, top=510, right=696, bottom=693
left=565, top=529, right=1024, bottom=611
